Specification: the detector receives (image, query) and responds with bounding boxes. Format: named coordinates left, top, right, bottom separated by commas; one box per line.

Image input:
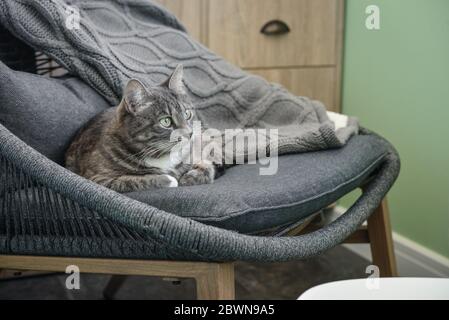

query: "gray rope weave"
left=0, top=123, right=400, bottom=261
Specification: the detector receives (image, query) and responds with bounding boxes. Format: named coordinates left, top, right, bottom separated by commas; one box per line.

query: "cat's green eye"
left=185, top=110, right=193, bottom=120
left=159, top=117, right=172, bottom=128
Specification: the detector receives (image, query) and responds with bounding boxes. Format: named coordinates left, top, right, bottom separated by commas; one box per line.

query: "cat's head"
left=117, top=65, right=195, bottom=157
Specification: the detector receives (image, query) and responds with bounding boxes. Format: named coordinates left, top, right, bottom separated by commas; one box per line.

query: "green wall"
left=342, top=0, right=449, bottom=257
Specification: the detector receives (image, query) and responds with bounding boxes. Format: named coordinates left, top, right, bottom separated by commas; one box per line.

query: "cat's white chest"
left=144, top=154, right=181, bottom=170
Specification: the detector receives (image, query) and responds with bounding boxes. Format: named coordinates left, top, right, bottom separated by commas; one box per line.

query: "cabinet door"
left=208, top=0, right=339, bottom=68
left=250, top=67, right=337, bottom=111
left=154, top=0, right=203, bottom=42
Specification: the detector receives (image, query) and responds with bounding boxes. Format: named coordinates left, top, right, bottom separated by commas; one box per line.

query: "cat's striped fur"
left=65, top=65, right=216, bottom=192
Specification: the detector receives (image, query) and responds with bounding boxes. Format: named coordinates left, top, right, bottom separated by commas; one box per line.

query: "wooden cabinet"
left=250, top=67, right=336, bottom=109
left=208, top=0, right=338, bottom=68
left=154, top=0, right=344, bottom=112
left=154, top=0, right=204, bottom=41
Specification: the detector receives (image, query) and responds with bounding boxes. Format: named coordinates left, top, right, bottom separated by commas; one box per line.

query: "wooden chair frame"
left=0, top=199, right=396, bottom=300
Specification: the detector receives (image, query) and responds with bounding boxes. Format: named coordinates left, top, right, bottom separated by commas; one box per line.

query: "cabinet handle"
left=260, top=20, right=291, bottom=36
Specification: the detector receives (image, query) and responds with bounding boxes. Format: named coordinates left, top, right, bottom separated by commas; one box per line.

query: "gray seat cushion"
left=127, top=134, right=389, bottom=234
left=0, top=61, right=110, bottom=165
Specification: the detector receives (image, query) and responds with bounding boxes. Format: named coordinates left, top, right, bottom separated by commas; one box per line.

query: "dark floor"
left=0, top=246, right=370, bottom=300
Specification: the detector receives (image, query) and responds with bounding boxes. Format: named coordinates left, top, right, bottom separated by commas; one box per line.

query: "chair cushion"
left=0, top=61, right=110, bottom=165
left=127, top=134, right=389, bottom=234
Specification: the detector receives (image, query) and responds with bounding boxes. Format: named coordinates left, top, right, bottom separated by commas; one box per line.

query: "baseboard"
left=334, top=206, right=449, bottom=277
left=343, top=232, right=449, bottom=278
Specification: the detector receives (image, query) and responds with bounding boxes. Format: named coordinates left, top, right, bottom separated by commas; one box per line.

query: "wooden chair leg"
left=103, top=263, right=236, bottom=300
left=103, top=275, right=128, bottom=300
left=0, top=256, right=235, bottom=300
left=367, top=198, right=398, bottom=277
left=195, top=262, right=235, bottom=300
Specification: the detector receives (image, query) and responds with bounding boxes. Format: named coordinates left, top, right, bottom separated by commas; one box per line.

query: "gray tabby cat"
left=65, top=65, right=217, bottom=192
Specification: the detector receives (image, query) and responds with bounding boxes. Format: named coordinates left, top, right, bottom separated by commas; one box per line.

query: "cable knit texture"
left=0, top=0, right=358, bottom=155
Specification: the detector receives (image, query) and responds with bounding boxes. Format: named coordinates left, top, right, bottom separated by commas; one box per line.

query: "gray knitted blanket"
left=0, top=0, right=358, bottom=156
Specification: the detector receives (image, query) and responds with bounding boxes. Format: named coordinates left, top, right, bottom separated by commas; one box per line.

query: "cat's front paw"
left=179, top=166, right=214, bottom=186
left=161, top=174, right=178, bottom=188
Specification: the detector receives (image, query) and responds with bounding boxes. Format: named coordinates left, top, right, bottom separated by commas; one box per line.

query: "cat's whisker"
left=122, top=146, right=153, bottom=163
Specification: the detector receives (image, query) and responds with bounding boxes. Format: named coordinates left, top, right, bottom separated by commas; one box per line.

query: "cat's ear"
left=161, top=64, right=186, bottom=95
left=122, top=79, right=147, bottom=115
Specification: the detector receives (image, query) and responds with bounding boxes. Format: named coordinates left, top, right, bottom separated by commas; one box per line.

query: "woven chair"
left=0, top=27, right=400, bottom=300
